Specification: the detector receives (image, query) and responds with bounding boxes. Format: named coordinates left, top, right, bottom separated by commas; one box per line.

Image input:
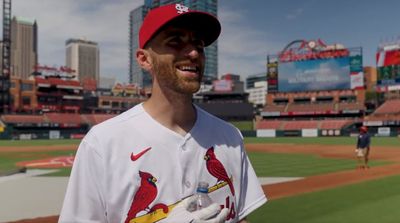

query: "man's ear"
left=136, top=49, right=152, bottom=71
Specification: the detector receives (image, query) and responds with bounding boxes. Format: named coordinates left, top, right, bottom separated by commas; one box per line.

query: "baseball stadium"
left=0, top=37, right=400, bottom=223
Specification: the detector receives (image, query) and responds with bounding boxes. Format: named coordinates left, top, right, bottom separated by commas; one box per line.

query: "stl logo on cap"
left=175, top=3, right=189, bottom=14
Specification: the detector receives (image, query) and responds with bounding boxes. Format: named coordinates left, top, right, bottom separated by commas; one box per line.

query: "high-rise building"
left=66, top=38, right=100, bottom=84
left=129, top=0, right=218, bottom=87
left=129, top=6, right=152, bottom=87
left=246, top=72, right=267, bottom=90
left=0, top=41, right=3, bottom=69
left=10, top=16, right=38, bottom=79
left=246, top=73, right=267, bottom=107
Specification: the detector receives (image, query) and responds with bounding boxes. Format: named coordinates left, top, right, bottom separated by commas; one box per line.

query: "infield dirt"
left=246, top=143, right=400, bottom=200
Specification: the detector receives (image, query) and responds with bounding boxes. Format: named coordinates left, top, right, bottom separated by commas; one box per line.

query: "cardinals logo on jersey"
left=204, top=146, right=235, bottom=196
left=125, top=171, right=158, bottom=223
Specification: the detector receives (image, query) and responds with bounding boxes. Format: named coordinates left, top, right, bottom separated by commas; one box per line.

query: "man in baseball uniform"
left=355, top=126, right=371, bottom=169
left=59, top=4, right=267, bottom=223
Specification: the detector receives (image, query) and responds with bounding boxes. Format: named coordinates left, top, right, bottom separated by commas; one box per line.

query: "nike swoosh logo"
left=131, top=147, right=152, bottom=161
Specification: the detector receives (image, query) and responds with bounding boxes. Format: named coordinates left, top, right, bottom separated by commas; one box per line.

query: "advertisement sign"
left=301, top=129, right=318, bottom=137
left=377, top=127, right=390, bottom=136
left=278, top=57, right=351, bottom=92
left=350, top=55, right=363, bottom=72
left=376, top=50, right=400, bottom=67
left=49, top=130, right=60, bottom=139
left=112, top=83, right=124, bottom=95
left=257, top=129, right=276, bottom=137
left=376, top=49, right=400, bottom=88
left=260, top=111, right=280, bottom=117
left=363, top=121, right=383, bottom=126
left=350, top=71, right=364, bottom=89
left=213, top=80, right=233, bottom=92
left=267, top=61, right=278, bottom=93
left=377, top=65, right=400, bottom=86
left=19, top=134, right=32, bottom=140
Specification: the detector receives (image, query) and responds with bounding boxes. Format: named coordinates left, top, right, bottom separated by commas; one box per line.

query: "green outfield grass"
left=248, top=174, right=400, bottom=223
left=230, top=121, right=253, bottom=131
left=0, top=137, right=396, bottom=177
left=0, top=150, right=389, bottom=177
left=248, top=152, right=389, bottom=177
left=0, top=150, right=76, bottom=176
left=0, top=139, right=81, bottom=147
left=244, top=136, right=400, bottom=147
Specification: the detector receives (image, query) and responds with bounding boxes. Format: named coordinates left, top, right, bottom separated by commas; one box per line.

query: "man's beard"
left=152, top=56, right=202, bottom=95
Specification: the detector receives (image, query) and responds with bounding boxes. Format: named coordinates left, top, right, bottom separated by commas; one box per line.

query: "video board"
left=266, top=44, right=363, bottom=93
left=278, top=57, right=351, bottom=92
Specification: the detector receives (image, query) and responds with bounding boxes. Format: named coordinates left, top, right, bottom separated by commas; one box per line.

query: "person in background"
left=355, top=126, right=371, bottom=169
left=59, top=3, right=266, bottom=223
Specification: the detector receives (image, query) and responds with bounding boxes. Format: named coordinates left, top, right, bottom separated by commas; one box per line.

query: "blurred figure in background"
left=355, top=126, right=371, bottom=169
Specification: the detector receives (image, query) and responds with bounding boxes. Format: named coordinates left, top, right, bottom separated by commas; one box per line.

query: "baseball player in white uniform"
left=59, top=4, right=267, bottom=223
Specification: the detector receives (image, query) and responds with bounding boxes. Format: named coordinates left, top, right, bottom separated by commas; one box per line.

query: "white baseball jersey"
left=59, top=103, right=267, bottom=223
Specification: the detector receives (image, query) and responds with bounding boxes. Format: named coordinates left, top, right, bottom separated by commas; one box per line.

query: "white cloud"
left=9, top=0, right=144, bottom=83
left=218, top=7, right=283, bottom=79
left=6, top=1, right=288, bottom=83
left=286, top=8, right=303, bottom=20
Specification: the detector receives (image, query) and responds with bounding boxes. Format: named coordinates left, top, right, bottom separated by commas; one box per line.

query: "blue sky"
left=5, top=0, right=400, bottom=83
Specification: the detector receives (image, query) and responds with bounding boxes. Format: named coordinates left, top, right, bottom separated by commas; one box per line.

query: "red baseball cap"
left=360, top=126, right=368, bottom=132
left=139, top=3, right=221, bottom=49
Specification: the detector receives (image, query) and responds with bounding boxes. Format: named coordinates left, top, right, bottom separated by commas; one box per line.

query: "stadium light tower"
left=1, top=0, right=11, bottom=114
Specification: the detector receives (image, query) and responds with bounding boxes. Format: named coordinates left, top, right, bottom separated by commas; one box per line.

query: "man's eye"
left=167, top=37, right=182, bottom=45
left=193, top=40, right=205, bottom=48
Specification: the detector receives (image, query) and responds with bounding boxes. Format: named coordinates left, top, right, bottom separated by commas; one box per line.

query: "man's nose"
left=185, top=44, right=202, bottom=59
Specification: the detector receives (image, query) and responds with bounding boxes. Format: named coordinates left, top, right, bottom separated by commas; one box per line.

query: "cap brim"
left=171, top=12, right=221, bottom=47
left=147, top=12, right=220, bottom=48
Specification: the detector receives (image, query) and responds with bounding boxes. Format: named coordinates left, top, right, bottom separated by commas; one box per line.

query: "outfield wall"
left=256, top=127, right=400, bottom=137
left=0, top=125, right=88, bottom=140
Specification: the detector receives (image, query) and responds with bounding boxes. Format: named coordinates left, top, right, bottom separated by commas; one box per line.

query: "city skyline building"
left=129, top=6, right=152, bottom=87
left=66, top=38, right=100, bottom=84
left=10, top=16, right=38, bottom=80
left=246, top=73, right=267, bottom=108
left=129, top=0, right=219, bottom=87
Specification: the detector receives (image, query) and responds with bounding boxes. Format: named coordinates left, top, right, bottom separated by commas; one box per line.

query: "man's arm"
left=59, top=138, right=106, bottom=222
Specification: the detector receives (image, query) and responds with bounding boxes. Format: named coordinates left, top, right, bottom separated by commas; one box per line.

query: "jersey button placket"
left=184, top=181, right=191, bottom=188
left=180, top=142, right=186, bottom=151
left=180, top=135, right=190, bottom=151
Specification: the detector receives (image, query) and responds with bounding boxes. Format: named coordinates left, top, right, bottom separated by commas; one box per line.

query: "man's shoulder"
left=89, top=104, right=145, bottom=136
left=196, top=106, right=241, bottom=136
left=197, top=106, right=235, bottom=127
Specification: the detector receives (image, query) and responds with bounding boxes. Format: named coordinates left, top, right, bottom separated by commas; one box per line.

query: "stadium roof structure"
left=1, top=115, right=47, bottom=124
left=34, top=77, right=82, bottom=90
left=196, top=90, right=248, bottom=96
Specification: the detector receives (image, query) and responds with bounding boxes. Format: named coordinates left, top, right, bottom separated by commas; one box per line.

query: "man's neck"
left=143, top=90, right=197, bottom=136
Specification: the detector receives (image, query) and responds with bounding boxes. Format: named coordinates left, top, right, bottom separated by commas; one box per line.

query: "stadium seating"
left=262, top=104, right=287, bottom=112
left=44, top=113, right=84, bottom=125
left=82, top=114, right=115, bottom=126
left=1, top=114, right=47, bottom=124
left=373, top=99, right=400, bottom=114
left=256, top=119, right=353, bottom=130
left=282, top=120, right=319, bottom=130
left=286, top=103, right=335, bottom=113
left=256, top=120, right=283, bottom=129
left=320, top=119, right=351, bottom=129
left=337, top=102, right=365, bottom=111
